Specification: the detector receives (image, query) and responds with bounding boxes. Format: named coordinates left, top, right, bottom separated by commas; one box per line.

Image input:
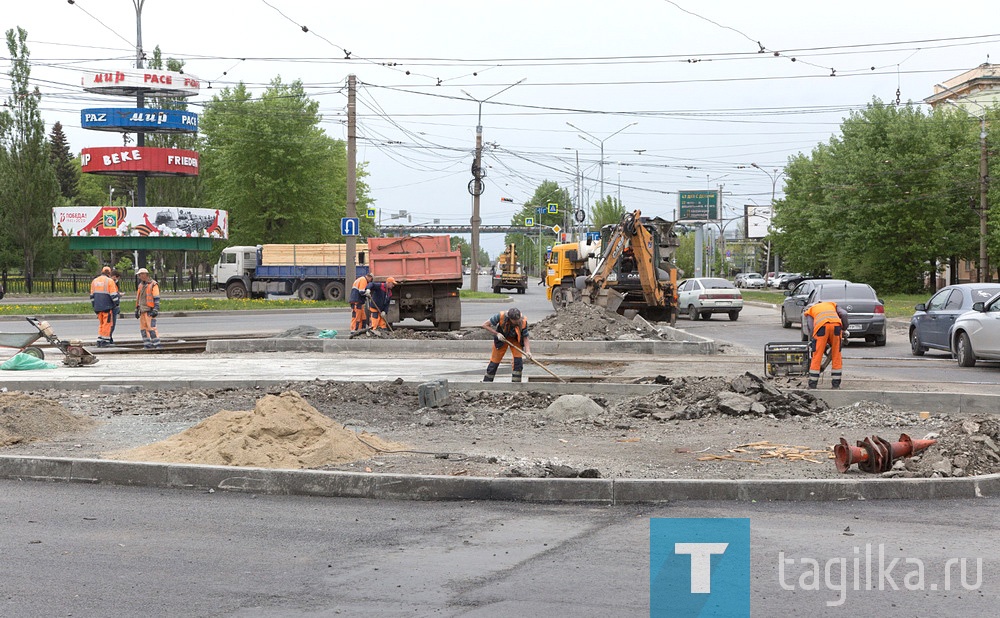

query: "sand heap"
left=0, top=392, right=96, bottom=447
left=108, top=391, right=400, bottom=469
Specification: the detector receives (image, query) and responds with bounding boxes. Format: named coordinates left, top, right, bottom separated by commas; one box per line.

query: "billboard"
left=744, top=205, right=772, bottom=239
left=53, top=207, right=228, bottom=239
left=80, top=147, right=199, bottom=176
left=678, top=190, right=718, bottom=220
left=81, top=108, right=199, bottom=133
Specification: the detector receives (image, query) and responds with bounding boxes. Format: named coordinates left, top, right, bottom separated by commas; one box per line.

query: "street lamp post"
left=566, top=121, right=638, bottom=202
left=751, top=163, right=785, bottom=283
left=462, top=79, right=526, bottom=292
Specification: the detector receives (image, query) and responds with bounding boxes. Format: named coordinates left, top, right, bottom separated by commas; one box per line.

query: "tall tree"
left=199, top=77, right=372, bottom=246
left=48, top=121, right=78, bottom=201
left=0, top=27, right=61, bottom=280
left=590, top=195, right=626, bottom=228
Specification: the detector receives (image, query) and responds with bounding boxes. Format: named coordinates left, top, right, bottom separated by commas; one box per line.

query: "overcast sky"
left=3, top=1, right=997, bottom=257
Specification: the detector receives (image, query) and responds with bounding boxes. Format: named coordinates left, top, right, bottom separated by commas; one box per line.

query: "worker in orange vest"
left=134, top=268, right=162, bottom=349
left=482, top=307, right=531, bottom=382
left=90, top=266, right=120, bottom=347
left=349, top=272, right=373, bottom=333
left=365, top=277, right=396, bottom=331
left=803, top=299, right=850, bottom=389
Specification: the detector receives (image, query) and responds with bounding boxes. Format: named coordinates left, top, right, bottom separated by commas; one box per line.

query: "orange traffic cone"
left=834, top=434, right=938, bottom=474
left=834, top=438, right=868, bottom=473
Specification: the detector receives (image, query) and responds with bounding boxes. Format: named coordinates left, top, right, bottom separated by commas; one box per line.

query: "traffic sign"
left=586, top=231, right=601, bottom=242
left=551, top=224, right=562, bottom=235
left=574, top=209, right=586, bottom=223
left=365, top=207, right=376, bottom=219
left=525, top=217, right=534, bottom=226
left=535, top=206, right=546, bottom=215
left=547, top=202, right=558, bottom=214
left=341, top=217, right=360, bottom=236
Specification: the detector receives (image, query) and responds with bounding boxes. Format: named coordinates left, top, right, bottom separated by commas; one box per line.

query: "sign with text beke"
left=678, top=190, right=719, bottom=221
left=81, top=69, right=200, bottom=98
left=80, top=147, right=199, bottom=177
left=81, top=108, right=199, bottom=134
left=53, top=207, right=227, bottom=239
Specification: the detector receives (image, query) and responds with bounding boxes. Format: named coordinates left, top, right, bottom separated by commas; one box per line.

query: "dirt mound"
left=885, top=417, right=1000, bottom=478
left=0, top=392, right=96, bottom=447
left=532, top=302, right=666, bottom=340
left=107, top=391, right=401, bottom=469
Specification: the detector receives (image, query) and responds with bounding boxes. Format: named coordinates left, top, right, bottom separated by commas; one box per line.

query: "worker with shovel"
left=348, top=272, right=373, bottom=334
left=365, top=277, right=396, bottom=332
left=482, top=307, right=531, bottom=383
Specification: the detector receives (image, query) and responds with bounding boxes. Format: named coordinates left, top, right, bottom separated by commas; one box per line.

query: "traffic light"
left=500, top=197, right=514, bottom=203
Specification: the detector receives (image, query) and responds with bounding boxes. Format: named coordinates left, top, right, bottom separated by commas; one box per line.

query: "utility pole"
left=133, top=0, right=147, bottom=268
left=462, top=79, right=525, bottom=292
left=979, top=115, right=990, bottom=281
left=346, top=74, right=357, bottom=285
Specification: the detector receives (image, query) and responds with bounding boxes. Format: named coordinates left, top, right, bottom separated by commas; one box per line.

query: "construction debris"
left=834, top=433, right=937, bottom=473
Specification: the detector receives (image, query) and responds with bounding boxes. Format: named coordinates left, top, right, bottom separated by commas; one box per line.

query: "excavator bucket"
left=592, top=287, right=625, bottom=313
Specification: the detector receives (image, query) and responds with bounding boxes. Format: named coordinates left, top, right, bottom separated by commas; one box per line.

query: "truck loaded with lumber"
left=368, top=235, right=463, bottom=331
left=212, top=243, right=369, bottom=301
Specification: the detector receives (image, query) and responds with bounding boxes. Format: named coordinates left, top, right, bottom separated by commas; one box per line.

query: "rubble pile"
left=884, top=417, right=1000, bottom=478
left=610, top=372, right=829, bottom=421
left=530, top=301, right=667, bottom=341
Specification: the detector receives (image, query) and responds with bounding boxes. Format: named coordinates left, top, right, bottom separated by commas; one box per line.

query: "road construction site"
left=1, top=301, right=999, bottom=503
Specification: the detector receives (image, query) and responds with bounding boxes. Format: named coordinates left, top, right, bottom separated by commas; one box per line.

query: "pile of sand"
left=108, top=391, right=400, bottom=469
left=0, top=392, right=96, bottom=447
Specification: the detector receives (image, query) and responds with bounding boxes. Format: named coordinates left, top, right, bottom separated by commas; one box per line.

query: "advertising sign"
left=81, top=69, right=200, bottom=97
left=80, top=147, right=199, bottom=176
left=678, top=190, right=719, bottom=220
left=53, top=207, right=228, bottom=239
left=81, top=108, right=199, bottom=133
left=745, top=205, right=772, bottom=239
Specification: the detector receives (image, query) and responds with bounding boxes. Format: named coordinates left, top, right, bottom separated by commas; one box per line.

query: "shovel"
left=492, top=332, right=566, bottom=383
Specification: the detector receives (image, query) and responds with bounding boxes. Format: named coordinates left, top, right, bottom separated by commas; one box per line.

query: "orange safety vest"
left=804, top=301, right=841, bottom=334
left=136, top=279, right=160, bottom=310
left=90, top=274, right=119, bottom=312
left=497, top=311, right=527, bottom=343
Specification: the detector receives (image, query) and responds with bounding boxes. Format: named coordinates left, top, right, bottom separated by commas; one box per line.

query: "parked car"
left=735, top=272, right=765, bottom=289
left=781, top=279, right=851, bottom=328
left=910, top=283, right=1000, bottom=356
left=950, top=292, right=1000, bottom=367
left=677, top=277, right=743, bottom=321
left=796, top=282, right=887, bottom=346
left=781, top=273, right=834, bottom=290
left=774, top=272, right=802, bottom=290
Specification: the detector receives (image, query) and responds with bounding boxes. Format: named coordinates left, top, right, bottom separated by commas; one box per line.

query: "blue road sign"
left=547, top=202, right=558, bottom=214
left=586, top=231, right=601, bottom=242
left=525, top=217, right=534, bottom=226
left=535, top=207, right=546, bottom=215
left=341, top=217, right=360, bottom=236
left=366, top=208, right=376, bottom=219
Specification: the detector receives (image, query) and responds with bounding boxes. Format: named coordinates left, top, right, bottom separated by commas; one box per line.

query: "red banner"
left=80, top=147, right=199, bottom=176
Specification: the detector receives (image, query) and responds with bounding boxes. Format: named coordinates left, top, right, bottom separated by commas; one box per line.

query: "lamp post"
left=751, top=163, right=785, bottom=283
left=109, top=186, right=115, bottom=206
left=566, top=121, right=638, bottom=202
left=935, top=83, right=990, bottom=282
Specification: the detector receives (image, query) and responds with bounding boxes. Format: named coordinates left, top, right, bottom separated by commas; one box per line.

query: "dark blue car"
left=909, top=283, right=1000, bottom=356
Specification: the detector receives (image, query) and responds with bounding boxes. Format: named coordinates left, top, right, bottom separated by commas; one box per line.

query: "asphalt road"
left=2, top=480, right=995, bottom=617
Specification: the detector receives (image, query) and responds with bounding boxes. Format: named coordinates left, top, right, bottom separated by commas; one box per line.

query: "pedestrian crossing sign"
left=366, top=208, right=376, bottom=219
left=547, top=202, right=558, bottom=214
left=525, top=217, right=534, bottom=226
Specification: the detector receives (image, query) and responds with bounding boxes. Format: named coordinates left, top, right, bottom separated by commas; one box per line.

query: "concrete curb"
left=1, top=456, right=996, bottom=503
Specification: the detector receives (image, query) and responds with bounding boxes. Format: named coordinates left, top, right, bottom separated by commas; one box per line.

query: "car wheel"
left=728, top=310, right=739, bottom=321
left=781, top=307, right=792, bottom=329
left=874, top=334, right=887, bottom=347
left=956, top=332, right=977, bottom=367
left=688, top=305, right=698, bottom=321
left=909, top=330, right=925, bottom=356
left=700, top=312, right=712, bottom=320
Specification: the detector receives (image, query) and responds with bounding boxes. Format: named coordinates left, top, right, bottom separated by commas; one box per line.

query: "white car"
left=677, top=277, right=743, bottom=321
left=950, top=292, right=1000, bottom=367
left=736, top=272, right=765, bottom=289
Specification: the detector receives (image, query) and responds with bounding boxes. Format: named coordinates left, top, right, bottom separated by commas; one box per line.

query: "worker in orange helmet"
left=348, top=272, right=374, bottom=333
left=803, top=298, right=849, bottom=389
left=90, top=266, right=120, bottom=347
left=482, top=307, right=530, bottom=382
left=365, top=276, right=396, bottom=331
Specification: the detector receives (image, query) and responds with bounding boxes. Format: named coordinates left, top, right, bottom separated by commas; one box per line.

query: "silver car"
left=951, top=291, right=1000, bottom=367
left=910, top=283, right=1000, bottom=356
left=677, top=277, right=743, bottom=321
